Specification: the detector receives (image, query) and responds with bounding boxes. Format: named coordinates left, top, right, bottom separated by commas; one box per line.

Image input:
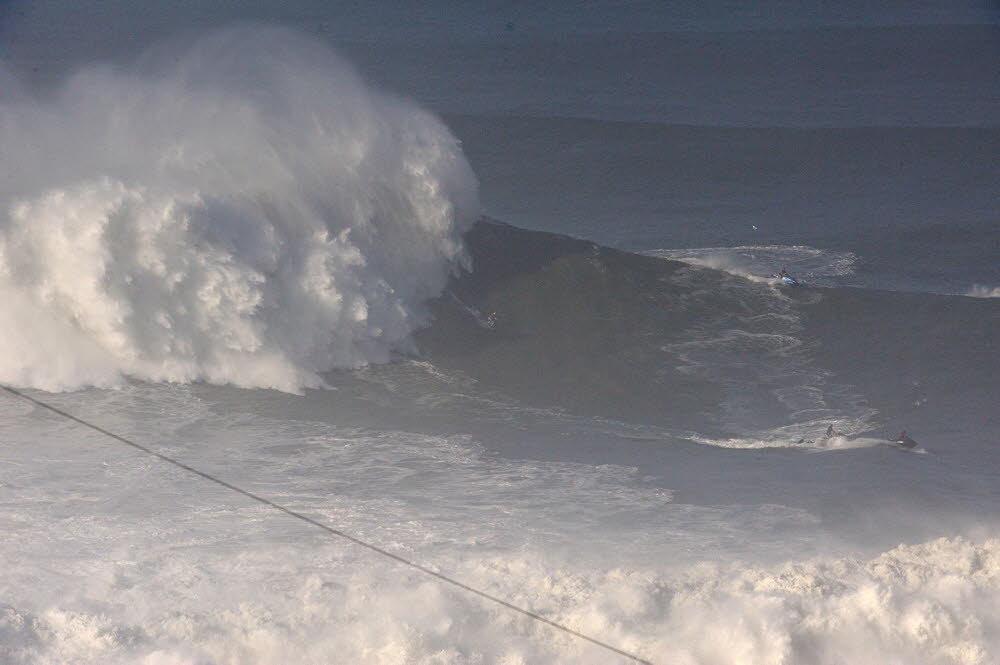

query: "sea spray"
left=0, top=25, right=479, bottom=392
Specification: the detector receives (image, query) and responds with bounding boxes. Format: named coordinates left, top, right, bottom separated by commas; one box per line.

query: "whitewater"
left=0, top=26, right=477, bottom=392
left=2, top=7, right=999, bottom=665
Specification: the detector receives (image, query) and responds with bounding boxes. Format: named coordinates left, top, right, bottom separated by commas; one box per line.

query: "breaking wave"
left=0, top=26, right=478, bottom=392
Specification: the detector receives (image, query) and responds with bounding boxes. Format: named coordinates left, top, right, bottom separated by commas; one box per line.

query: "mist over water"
left=0, top=26, right=478, bottom=392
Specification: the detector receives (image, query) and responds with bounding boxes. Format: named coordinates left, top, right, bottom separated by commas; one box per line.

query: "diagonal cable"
left=1, top=384, right=655, bottom=665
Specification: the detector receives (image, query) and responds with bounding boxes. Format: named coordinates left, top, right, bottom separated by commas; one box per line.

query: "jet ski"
left=768, top=273, right=800, bottom=287
left=889, top=432, right=918, bottom=449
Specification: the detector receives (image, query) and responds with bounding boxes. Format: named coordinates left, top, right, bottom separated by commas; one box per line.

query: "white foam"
left=3, top=532, right=999, bottom=664
left=647, top=245, right=858, bottom=287
left=686, top=428, right=889, bottom=451
left=966, top=285, right=1000, bottom=298
left=0, top=382, right=995, bottom=664
left=0, top=26, right=479, bottom=392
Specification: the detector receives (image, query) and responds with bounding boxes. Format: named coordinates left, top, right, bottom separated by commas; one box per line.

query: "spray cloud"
left=0, top=25, right=479, bottom=392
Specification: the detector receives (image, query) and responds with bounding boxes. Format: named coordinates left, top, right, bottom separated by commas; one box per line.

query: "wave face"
left=0, top=26, right=478, bottom=392
left=418, top=221, right=1000, bottom=445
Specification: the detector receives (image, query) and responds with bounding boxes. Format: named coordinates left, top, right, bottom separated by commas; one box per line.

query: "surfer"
left=800, top=426, right=838, bottom=444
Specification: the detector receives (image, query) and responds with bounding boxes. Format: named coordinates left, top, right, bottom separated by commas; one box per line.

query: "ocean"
left=1, top=3, right=998, bottom=663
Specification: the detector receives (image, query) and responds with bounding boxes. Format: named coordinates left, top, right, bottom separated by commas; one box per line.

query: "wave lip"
left=0, top=26, right=479, bottom=392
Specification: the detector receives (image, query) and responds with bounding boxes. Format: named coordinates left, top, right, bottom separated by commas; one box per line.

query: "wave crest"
left=0, top=26, right=479, bottom=392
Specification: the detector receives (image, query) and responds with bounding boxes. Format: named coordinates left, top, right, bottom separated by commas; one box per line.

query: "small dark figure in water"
left=780, top=268, right=791, bottom=279
left=486, top=312, right=498, bottom=329
left=893, top=430, right=917, bottom=448
left=826, top=424, right=836, bottom=438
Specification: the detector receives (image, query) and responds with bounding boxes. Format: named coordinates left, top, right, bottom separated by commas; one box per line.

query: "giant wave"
left=0, top=26, right=478, bottom=392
